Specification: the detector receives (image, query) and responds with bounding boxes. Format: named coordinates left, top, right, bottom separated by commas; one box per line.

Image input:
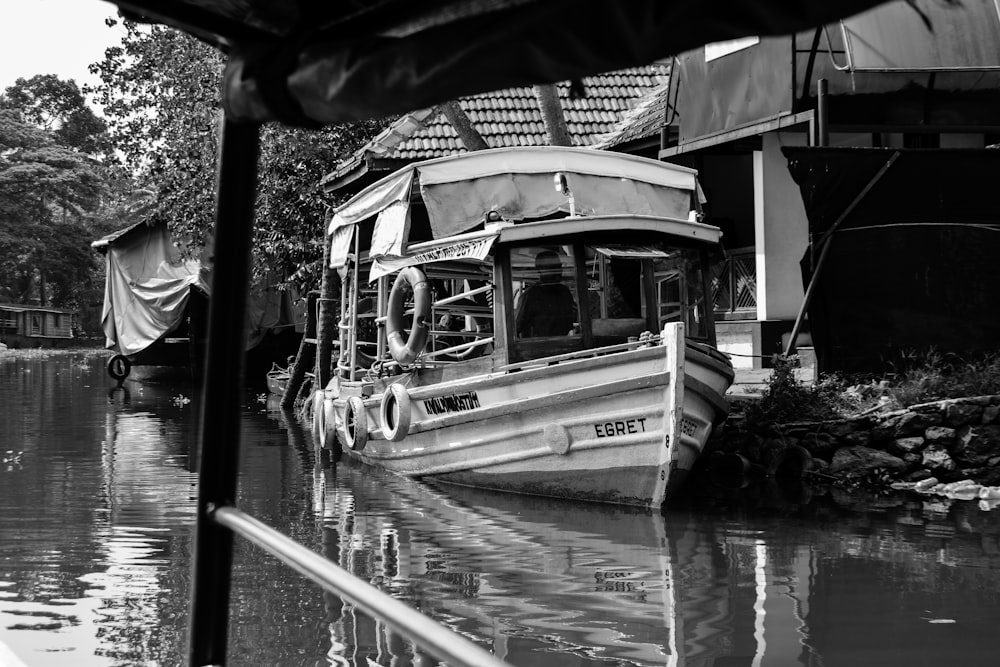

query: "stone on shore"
left=829, top=446, right=907, bottom=476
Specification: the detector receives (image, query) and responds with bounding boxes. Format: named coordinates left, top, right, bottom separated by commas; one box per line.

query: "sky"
left=0, top=0, right=124, bottom=104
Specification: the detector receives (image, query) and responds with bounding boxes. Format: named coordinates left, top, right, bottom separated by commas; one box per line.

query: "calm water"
left=3, top=351, right=1000, bottom=666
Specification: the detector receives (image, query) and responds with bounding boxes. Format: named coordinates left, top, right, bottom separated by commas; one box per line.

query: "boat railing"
left=207, top=505, right=510, bottom=667
left=359, top=279, right=494, bottom=367
left=499, top=334, right=661, bottom=372
left=421, top=334, right=496, bottom=360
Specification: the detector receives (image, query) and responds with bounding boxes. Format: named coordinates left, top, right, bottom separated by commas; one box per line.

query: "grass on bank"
left=739, top=349, right=1000, bottom=424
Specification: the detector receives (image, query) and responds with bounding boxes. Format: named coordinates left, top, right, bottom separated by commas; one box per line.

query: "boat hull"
left=329, top=332, right=732, bottom=508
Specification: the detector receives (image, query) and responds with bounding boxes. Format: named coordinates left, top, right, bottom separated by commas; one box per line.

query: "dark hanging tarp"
left=110, top=0, right=891, bottom=127
left=784, top=147, right=1000, bottom=371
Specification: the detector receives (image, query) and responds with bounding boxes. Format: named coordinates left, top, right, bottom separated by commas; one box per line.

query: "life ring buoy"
left=107, top=354, right=131, bottom=381
left=379, top=383, right=412, bottom=442
left=386, top=267, right=431, bottom=365
left=343, top=396, right=369, bottom=451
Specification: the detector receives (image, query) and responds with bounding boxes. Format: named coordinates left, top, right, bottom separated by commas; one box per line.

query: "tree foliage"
left=0, top=76, right=110, bottom=307
left=89, top=19, right=389, bottom=289
left=3, top=74, right=109, bottom=154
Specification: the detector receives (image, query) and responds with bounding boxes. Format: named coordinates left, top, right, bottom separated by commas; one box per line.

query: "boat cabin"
left=327, top=147, right=722, bottom=380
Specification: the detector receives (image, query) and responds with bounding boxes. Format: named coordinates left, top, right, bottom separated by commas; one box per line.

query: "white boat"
left=314, top=146, right=734, bottom=508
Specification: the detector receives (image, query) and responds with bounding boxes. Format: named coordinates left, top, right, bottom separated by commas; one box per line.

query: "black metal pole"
left=188, top=115, right=260, bottom=666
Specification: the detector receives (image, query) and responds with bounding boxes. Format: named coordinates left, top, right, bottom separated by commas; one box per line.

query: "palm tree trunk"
left=316, top=241, right=340, bottom=391
left=533, top=84, right=572, bottom=146
left=439, top=100, right=488, bottom=151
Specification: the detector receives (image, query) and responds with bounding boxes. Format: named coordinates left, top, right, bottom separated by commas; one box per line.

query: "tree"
left=3, top=74, right=109, bottom=154
left=89, top=19, right=388, bottom=286
left=88, top=20, right=224, bottom=255
left=0, top=76, right=110, bottom=307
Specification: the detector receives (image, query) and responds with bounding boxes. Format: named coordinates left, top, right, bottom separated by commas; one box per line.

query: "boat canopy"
left=93, top=221, right=302, bottom=355
left=328, top=146, right=704, bottom=271
left=94, top=221, right=209, bottom=356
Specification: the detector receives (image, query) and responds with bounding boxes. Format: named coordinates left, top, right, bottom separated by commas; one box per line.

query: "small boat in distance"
left=315, top=146, right=734, bottom=508
left=266, top=362, right=290, bottom=396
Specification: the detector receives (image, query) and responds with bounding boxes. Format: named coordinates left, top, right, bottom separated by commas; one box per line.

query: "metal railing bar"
left=212, top=505, right=511, bottom=667
left=421, top=336, right=495, bottom=359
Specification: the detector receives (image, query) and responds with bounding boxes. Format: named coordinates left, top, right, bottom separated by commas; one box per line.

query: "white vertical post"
left=653, top=321, right=685, bottom=507
left=349, top=232, right=360, bottom=382
left=376, top=275, right=387, bottom=361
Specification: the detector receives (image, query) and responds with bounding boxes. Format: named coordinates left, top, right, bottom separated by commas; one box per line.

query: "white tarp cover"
left=328, top=168, right=414, bottom=268
left=327, top=167, right=414, bottom=233
left=421, top=172, right=693, bottom=238
left=100, top=223, right=301, bottom=354
left=329, top=147, right=701, bottom=267
left=101, top=222, right=209, bottom=356
left=419, top=147, right=698, bottom=237
left=415, top=147, right=698, bottom=188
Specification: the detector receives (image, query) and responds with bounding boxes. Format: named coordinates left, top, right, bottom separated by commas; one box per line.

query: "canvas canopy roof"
left=327, top=146, right=702, bottom=269
left=108, top=0, right=890, bottom=127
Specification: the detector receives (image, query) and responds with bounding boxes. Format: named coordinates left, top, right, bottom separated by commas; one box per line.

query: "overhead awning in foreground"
left=111, top=0, right=891, bottom=127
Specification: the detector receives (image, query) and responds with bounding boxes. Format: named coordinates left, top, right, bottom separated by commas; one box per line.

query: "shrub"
left=741, top=355, right=843, bottom=424
left=736, top=349, right=1000, bottom=428
left=887, top=348, right=1000, bottom=406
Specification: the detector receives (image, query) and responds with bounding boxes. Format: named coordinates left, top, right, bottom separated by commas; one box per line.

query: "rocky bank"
left=710, top=394, right=1000, bottom=504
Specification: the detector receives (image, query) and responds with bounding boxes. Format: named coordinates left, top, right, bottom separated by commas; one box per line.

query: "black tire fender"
left=107, top=354, right=131, bottom=381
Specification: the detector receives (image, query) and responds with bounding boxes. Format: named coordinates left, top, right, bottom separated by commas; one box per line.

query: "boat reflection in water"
left=310, top=448, right=1000, bottom=666
left=311, top=459, right=816, bottom=666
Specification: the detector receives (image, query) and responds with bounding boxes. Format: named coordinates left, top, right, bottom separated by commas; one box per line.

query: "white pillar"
left=752, top=133, right=809, bottom=321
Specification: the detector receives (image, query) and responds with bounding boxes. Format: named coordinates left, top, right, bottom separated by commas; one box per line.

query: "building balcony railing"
left=712, top=247, right=757, bottom=319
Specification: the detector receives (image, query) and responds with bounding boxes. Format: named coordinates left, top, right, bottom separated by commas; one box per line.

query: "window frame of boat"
left=648, top=245, right=716, bottom=345
left=500, top=241, right=588, bottom=363
left=498, top=233, right=717, bottom=363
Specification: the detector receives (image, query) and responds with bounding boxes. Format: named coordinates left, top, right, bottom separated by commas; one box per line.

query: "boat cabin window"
left=514, top=248, right=580, bottom=338
left=504, top=241, right=712, bottom=363
left=508, top=246, right=583, bottom=361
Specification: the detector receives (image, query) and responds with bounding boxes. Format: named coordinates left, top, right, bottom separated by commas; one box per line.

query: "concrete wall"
left=716, top=320, right=759, bottom=369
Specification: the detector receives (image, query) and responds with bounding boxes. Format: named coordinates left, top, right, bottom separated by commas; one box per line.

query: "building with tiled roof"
left=322, top=63, right=670, bottom=193
left=594, top=80, right=674, bottom=157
